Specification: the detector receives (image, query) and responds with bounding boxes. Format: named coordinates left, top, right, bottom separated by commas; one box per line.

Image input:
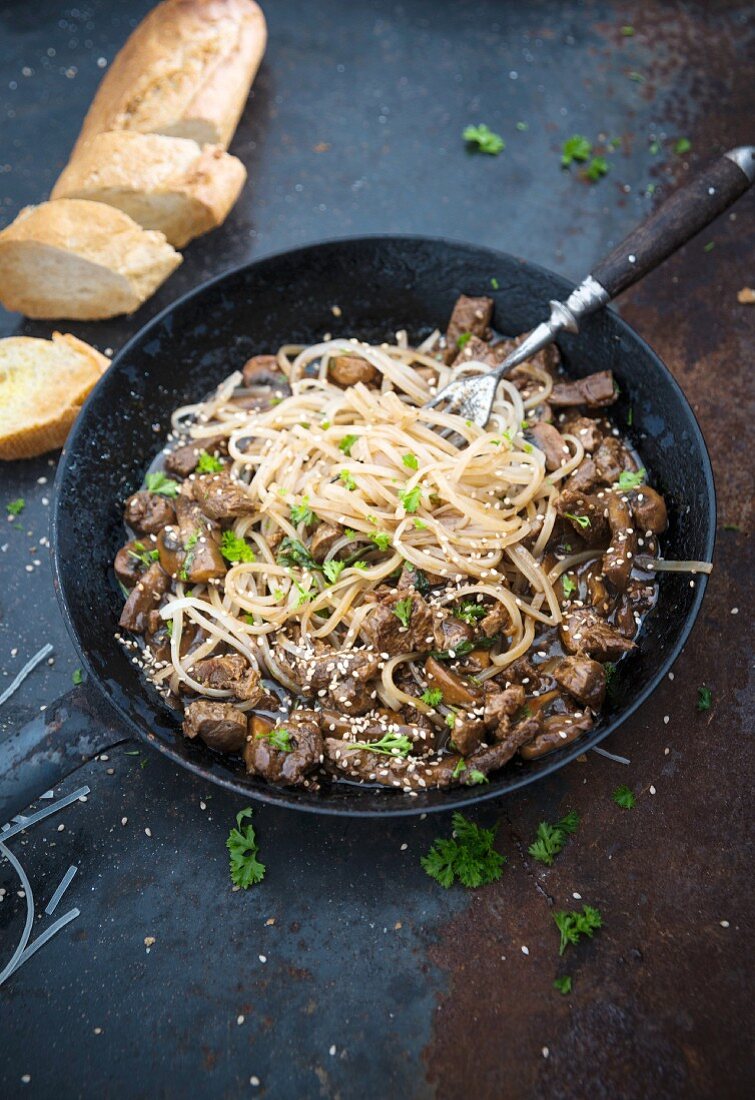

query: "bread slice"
left=0, top=332, right=109, bottom=460
left=69, top=0, right=267, bottom=154
left=51, top=132, right=247, bottom=247
left=0, top=199, right=181, bottom=320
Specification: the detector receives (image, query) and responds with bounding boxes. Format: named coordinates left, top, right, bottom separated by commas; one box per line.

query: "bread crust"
left=0, top=199, right=181, bottom=319
left=51, top=132, right=247, bottom=247
left=70, top=0, right=267, bottom=154
left=0, top=332, right=109, bottom=459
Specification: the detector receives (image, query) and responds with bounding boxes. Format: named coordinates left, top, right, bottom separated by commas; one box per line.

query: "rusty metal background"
left=0, top=1, right=752, bottom=1097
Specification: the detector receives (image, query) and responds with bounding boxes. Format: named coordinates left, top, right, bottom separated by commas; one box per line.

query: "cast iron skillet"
left=52, top=236, right=715, bottom=817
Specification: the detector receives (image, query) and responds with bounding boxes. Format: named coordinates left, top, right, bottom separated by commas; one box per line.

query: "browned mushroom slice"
left=124, top=490, right=176, bottom=535
left=244, top=710, right=323, bottom=787
left=424, top=656, right=479, bottom=707
left=602, top=493, right=636, bottom=592
left=629, top=485, right=667, bottom=534
left=114, top=539, right=158, bottom=588
left=183, top=700, right=248, bottom=753
left=553, top=656, right=606, bottom=711
left=444, top=295, right=494, bottom=363
left=118, top=562, right=170, bottom=633
left=519, top=711, right=593, bottom=760
left=327, top=355, right=379, bottom=388
left=549, top=370, right=616, bottom=408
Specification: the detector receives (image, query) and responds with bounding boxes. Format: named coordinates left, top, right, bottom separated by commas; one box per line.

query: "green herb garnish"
left=370, top=531, right=392, bottom=551
left=6, top=498, right=25, bottom=516
left=127, top=541, right=160, bottom=567
left=564, top=512, right=591, bottom=530
left=553, top=976, right=572, bottom=995
left=72, top=668, right=83, bottom=685
left=322, top=559, right=346, bottom=584
left=221, top=530, right=256, bottom=563
left=393, top=597, right=413, bottom=628
left=463, top=123, right=505, bottom=155
left=421, top=813, right=506, bottom=889
left=421, top=687, right=443, bottom=707
left=290, top=496, right=316, bottom=526
left=466, top=770, right=488, bottom=786
left=402, top=452, right=419, bottom=470
left=260, top=727, right=292, bottom=752
left=615, top=468, right=646, bottom=490
left=338, top=434, right=359, bottom=456
left=613, top=784, right=636, bottom=809
left=674, top=137, right=692, bottom=155
left=145, top=471, right=180, bottom=498
left=697, top=685, right=712, bottom=711
left=528, top=810, right=579, bottom=866
left=553, top=905, right=602, bottom=955
left=277, top=536, right=318, bottom=570
left=584, top=156, right=608, bottom=182
left=350, top=731, right=413, bottom=757
left=456, top=332, right=472, bottom=350
left=340, top=470, right=357, bottom=491
left=399, top=485, right=422, bottom=513
left=227, top=808, right=266, bottom=889
left=561, top=134, right=592, bottom=167
left=455, top=599, right=486, bottom=625
left=196, top=450, right=224, bottom=474
left=561, top=574, right=577, bottom=599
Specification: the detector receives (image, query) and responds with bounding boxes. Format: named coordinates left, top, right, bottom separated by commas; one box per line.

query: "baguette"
left=0, top=332, right=109, bottom=460
left=69, top=0, right=267, bottom=154
left=51, top=132, right=247, bottom=247
left=0, top=199, right=181, bottom=320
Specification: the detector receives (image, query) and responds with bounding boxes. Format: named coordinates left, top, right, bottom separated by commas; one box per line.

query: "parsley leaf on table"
left=421, top=813, right=506, bottom=889
left=553, top=975, right=572, bottom=994
left=463, top=123, right=505, bottom=155
left=553, top=905, right=603, bottom=955
left=561, top=134, right=592, bottom=167
left=528, top=810, right=580, bottom=866
left=584, top=156, right=609, bottom=182
left=697, top=685, right=713, bottom=711
left=613, top=784, right=636, bottom=809
left=227, top=808, right=266, bottom=889
left=6, top=498, right=25, bottom=516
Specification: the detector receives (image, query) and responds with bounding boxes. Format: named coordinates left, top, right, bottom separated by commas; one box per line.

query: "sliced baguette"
left=0, top=332, right=109, bottom=460
left=70, top=0, right=267, bottom=154
left=0, top=199, right=181, bottom=320
left=51, top=132, right=247, bottom=248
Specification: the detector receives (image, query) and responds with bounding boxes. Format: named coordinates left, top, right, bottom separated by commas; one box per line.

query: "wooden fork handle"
left=590, top=147, right=754, bottom=299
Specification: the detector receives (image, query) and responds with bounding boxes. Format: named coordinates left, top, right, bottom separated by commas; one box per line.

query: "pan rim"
left=51, top=233, right=716, bottom=817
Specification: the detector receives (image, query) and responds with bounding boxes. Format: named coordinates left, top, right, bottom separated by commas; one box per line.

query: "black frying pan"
left=52, top=236, right=715, bottom=817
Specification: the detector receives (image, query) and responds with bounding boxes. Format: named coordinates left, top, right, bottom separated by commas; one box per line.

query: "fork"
left=425, top=146, right=754, bottom=427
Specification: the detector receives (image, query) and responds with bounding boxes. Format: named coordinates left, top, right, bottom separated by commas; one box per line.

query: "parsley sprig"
left=528, top=810, right=580, bottom=866
left=696, top=685, right=712, bottom=711
left=393, top=597, right=413, bottom=628
left=221, top=530, right=256, bottom=563
left=145, top=471, right=180, bottom=498
left=290, top=496, right=316, bottom=526
left=614, top=468, right=646, bottom=490
left=553, top=905, right=602, bottom=955
left=421, top=687, right=443, bottom=707
left=127, top=541, right=160, bottom=567
left=613, top=784, right=636, bottom=809
left=227, top=808, right=266, bottom=889
left=421, top=813, right=506, bottom=889
left=350, top=731, right=413, bottom=757
left=564, top=511, right=591, bottom=530
left=463, top=123, right=505, bottom=155
left=259, top=727, right=293, bottom=752
left=196, top=450, right=224, bottom=474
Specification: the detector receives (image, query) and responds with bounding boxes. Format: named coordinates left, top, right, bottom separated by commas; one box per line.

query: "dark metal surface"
left=0, top=1, right=752, bottom=1097
left=52, top=235, right=715, bottom=814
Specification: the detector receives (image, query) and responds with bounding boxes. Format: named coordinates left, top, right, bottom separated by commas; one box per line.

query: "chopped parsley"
left=564, top=512, right=591, bottom=530
left=584, top=156, right=608, bottom=182
left=451, top=759, right=467, bottom=779
left=674, top=137, right=692, bottom=155
left=553, top=975, right=572, bottom=995
left=466, top=770, right=488, bottom=786
left=421, top=812, right=506, bottom=889
left=703, top=241, right=715, bottom=253
left=399, top=485, right=422, bottom=513
left=615, top=467, right=646, bottom=490
left=145, top=471, right=180, bottom=498
left=561, top=134, right=592, bottom=167
left=227, top=808, right=266, bottom=889
left=421, top=687, right=444, bottom=707
left=491, top=276, right=501, bottom=289
left=72, top=668, right=83, bottom=685
left=613, top=784, right=636, bottom=809
left=561, top=574, right=577, bottom=599
left=338, top=434, right=359, bottom=456
left=621, top=24, right=634, bottom=35
left=455, top=599, right=486, bottom=625
left=127, top=541, right=160, bottom=567
left=697, top=684, right=713, bottom=711
left=627, top=405, right=634, bottom=426
left=294, top=582, right=314, bottom=607
left=515, top=121, right=528, bottom=132
left=196, top=450, right=224, bottom=474
left=445, top=710, right=458, bottom=731
left=370, top=531, right=391, bottom=551
left=463, top=123, right=505, bottom=155
left=414, top=518, right=427, bottom=530
left=221, top=530, right=256, bottom=563
left=456, top=332, right=472, bottom=349
left=322, top=559, right=346, bottom=584
left=528, top=810, right=580, bottom=865
left=6, top=498, right=25, bottom=516
left=259, top=727, right=292, bottom=752
left=723, top=523, right=741, bottom=532
left=339, top=469, right=357, bottom=491
left=628, top=70, right=645, bottom=82
left=553, top=905, right=603, bottom=955
left=290, top=497, right=316, bottom=526
left=351, top=731, right=413, bottom=757
left=402, top=452, right=419, bottom=470
left=393, top=597, right=413, bottom=628
left=352, top=560, right=368, bottom=570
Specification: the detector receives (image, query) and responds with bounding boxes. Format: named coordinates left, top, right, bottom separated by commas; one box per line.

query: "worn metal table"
left=0, top=1, right=752, bottom=1096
